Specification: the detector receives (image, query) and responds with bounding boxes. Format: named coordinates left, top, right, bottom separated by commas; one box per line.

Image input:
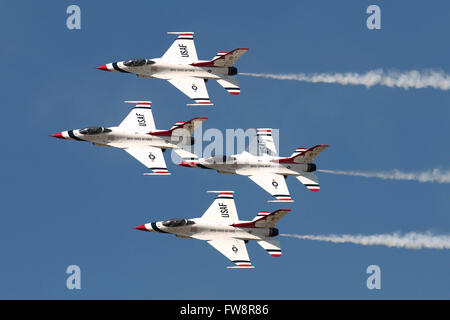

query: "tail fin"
left=278, top=145, right=328, bottom=164
left=211, top=51, right=228, bottom=60
left=290, top=147, right=307, bottom=158
left=149, top=117, right=207, bottom=137
left=232, top=209, right=291, bottom=229
left=192, top=48, right=249, bottom=67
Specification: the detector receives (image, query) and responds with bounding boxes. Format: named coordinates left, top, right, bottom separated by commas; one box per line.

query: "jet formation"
left=53, top=32, right=329, bottom=268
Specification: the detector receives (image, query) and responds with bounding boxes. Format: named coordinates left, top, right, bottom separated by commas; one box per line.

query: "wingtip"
left=227, top=265, right=255, bottom=269
left=186, top=103, right=214, bottom=107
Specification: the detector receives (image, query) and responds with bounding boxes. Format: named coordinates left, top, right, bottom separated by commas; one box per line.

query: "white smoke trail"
left=318, top=168, right=450, bottom=184
left=240, top=69, right=450, bottom=91
left=281, top=232, right=450, bottom=250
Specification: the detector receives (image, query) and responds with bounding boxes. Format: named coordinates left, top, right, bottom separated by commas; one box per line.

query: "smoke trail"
left=281, top=232, right=450, bottom=250
left=240, top=69, right=450, bottom=91
left=318, top=168, right=450, bottom=184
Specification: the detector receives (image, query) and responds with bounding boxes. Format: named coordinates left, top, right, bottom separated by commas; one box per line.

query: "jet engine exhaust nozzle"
left=269, top=228, right=279, bottom=237
left=307, top=163, right=317, bottom=172
left=228, top=67, right=238, bottom=76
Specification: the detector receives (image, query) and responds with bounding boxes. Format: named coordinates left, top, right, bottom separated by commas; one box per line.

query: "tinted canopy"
left=123, top=58, right=155, bottom=67
left=162, top=218, right=194, bottom=227
left=79, top=127, right=111, bottom=135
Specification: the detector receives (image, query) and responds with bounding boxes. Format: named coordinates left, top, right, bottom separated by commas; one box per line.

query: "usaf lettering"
left=179, top=44, right=189, bottom=57
left=218, top=203, right=229, bottom=218
left=136, top=113, right=146, bottom=126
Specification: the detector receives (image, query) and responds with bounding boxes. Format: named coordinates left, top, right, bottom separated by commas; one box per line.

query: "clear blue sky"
left=1, top=1, right=449, bottom=299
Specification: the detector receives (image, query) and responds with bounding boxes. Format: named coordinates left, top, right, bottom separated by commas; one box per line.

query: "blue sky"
left=1, top=1, right=449, bottom=299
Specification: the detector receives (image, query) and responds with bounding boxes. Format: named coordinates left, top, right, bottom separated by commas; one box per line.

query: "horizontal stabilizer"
left=173, top=148, right=198, bottom=161
left=296, top=173, right=320, bottom=191
left=257, top=238, right=282, bottom=257
left=216, top=77, right=240, bottom=95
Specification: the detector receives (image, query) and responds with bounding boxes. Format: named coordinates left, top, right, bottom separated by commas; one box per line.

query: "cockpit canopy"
left=162, top=218, right=195, bottom=227
left=79, top=127, right=111, bottom=135
left=123, top=58, right=155, bottom=67
left=204, top=155, right=236, bottom=164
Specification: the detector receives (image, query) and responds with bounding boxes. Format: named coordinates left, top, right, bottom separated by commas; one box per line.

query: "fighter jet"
left=96, top=32, right=248, bottom=106
left=51, top=101, right=207, bottom=175
left=177, top=129, right=328, bottom=202
left=135, top=191, right=290, bottom=268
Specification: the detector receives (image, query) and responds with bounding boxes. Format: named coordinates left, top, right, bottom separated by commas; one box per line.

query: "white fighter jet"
left=177, top=129, right=328, bottom=202
left=51, top=101, right=207, bottom=175
left=135, top=191, right=290, bottom=268
left=96, top=32, right=248, bottom=106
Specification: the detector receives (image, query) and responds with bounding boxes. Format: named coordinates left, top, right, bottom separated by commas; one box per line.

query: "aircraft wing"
left=167, top=77, right=213, bottom=106
left=124, top=146, right=170, bottom=175
left=248, top=173, right=293, bottom=202
left=119, top=101, right=156, bottom=132
left=201, top=191, right=239, bottom=223
left=207, top=238, right=254, bottom=269
left=161, top=32, right=198, bottom=64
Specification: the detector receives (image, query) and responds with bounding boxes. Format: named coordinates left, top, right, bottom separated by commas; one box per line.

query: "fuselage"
left=99, top=58, right=235, bottom=80
left=139, top=218, right=278, bottom=242
left=53, top=126, right=181, bottom=150
left=179, top=152, right=316, bottom=177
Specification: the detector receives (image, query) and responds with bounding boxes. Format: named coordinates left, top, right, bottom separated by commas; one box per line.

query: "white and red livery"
left=177, top=129, right=328, bottom=202
left=52, top=101, right=206, bottom=175
left=135, top=191, right=290, bottom=268
left=97, top=32, right=248, bottom=106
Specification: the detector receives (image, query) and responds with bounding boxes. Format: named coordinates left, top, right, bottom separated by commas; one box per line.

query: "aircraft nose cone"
left=134, top=224, right=148, bottom=232
left=96, top=64, right=109, bottom=71
left=51, top=132, right=64, bottom=139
